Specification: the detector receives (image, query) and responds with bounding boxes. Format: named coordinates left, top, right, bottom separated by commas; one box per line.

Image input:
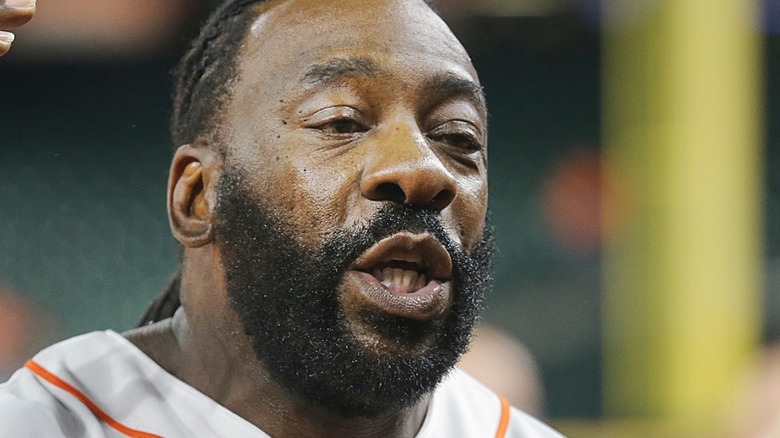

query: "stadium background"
left=0, top=0, right=777, bottom=434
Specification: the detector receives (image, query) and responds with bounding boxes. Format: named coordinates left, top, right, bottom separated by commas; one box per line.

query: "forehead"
left=234, top=0, right=480, bottom=99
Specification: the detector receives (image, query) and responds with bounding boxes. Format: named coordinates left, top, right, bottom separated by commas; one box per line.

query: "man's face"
left=214, top=0, right=490, bottom=417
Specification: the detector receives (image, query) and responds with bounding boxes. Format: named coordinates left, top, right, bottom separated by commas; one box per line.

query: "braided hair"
left=139, top=0, right=438, bottom=326
left=171, top=0, right=271, bottom=149
left=139, top=0, right=269, bottom=326
left=137, top=268, right=182, bottom=326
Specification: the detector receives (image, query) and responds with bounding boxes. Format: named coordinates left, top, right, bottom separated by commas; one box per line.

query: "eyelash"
left=428, top=122, right=483, bottom=152
left=306, top=110, right=482, bottom=152
left=316, top=117, right=368, bottom=135
left=431, top=133, right=481, bottom=151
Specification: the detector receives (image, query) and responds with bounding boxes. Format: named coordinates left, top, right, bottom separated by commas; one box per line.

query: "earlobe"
left=168, top=145, right=220, bottom=247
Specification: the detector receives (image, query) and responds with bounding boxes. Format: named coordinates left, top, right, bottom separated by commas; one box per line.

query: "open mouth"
left=371, top=261, right=429, bottom=294
left=342, top=231, right=454, bottom=321
left=352, top=231, right=453, bottom=297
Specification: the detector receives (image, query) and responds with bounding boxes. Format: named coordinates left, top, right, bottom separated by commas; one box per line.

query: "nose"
left=360, top=125, right=458, bottom=211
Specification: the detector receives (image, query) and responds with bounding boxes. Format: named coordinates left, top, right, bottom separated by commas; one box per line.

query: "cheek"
left=271, top=155, right=360, bottom=245
left=451, top=173, right=488, bottom=252
left=225, top=130, right=354, bottom=244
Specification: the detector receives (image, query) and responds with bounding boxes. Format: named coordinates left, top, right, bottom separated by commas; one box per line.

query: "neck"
left=125, top=247, right=431, bottom=438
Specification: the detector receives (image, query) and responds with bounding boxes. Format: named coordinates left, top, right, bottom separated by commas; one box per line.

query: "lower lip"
left=342, top=270, right=451, bottom=321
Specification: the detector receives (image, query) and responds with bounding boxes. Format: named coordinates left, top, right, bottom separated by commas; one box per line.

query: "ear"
left=168, top=144, right=221, bottom=247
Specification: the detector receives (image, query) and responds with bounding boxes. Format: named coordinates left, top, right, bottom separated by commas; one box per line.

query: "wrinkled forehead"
left=236, top=0, right=479, bottom=94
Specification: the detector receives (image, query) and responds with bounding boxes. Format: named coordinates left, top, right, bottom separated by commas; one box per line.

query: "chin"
left=342, top=307, right=449, bottom=361
left=336, top=273, right=454, bottom=360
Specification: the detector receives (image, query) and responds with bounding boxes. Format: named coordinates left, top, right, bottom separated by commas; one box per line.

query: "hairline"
left=176, top=0, right=442, bottom=151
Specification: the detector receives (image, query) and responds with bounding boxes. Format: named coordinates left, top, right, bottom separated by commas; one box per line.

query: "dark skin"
left=7, top=0, right=489, bottom=436
left=0, top=0, right=35, bottom=56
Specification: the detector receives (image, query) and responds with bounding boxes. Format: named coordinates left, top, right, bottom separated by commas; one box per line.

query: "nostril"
left=374, top=182, right=406, bottom=204
left=430, top=189, right=455, bottom=210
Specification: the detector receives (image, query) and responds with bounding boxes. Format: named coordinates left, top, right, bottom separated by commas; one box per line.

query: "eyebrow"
left=299, top=57, right=486, bottom=112
left=422, top=72, right=486, bottom=109
left=301, top=57, right=381, bottom=87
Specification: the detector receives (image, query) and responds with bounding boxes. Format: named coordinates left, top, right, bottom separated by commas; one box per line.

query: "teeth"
left=393, top=268, right=403, bottom=285
left=371, top=268, right=428, bottom=290
left=382, top=268, right=393, bottom=287
left=402, top=270, right=414, bottom=286
left=373, top=267, right=428, bottom=291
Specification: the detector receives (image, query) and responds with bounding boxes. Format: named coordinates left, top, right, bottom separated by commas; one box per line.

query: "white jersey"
left=0, top=331, right=564, bottom=437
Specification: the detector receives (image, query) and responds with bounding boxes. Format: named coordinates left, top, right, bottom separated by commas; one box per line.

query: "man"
left=0, top=0, right=565, bottom=436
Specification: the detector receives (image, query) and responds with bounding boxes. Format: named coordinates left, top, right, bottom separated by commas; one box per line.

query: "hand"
left=0, top=0, right=35, bottom=57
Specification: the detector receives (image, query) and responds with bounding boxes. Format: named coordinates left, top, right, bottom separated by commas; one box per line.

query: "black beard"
left=214, top=169, right=494, bottom=419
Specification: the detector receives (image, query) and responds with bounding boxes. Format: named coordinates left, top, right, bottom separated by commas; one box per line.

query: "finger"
left=0, top=0, right=36, bottom=30
left=0, top=31, right=13, bottom=56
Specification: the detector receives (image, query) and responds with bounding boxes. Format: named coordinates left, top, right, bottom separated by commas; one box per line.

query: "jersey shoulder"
left=421, top=369, right=565, bottom=438
left=0, top=330, right=271, bottom=438
left=505, top=406, right=566, bottom=438
left=0, top=368, right=76, bottom=438
left=0, top=331, right=142, bottom=438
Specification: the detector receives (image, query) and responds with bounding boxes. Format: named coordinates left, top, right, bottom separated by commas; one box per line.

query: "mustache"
left=321, top=203, right=482, bottom=282
left=348, top=204, right=454, bottom=248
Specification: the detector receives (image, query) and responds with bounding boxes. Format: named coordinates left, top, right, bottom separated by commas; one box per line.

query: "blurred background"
left=0, top=0, right=777, bottom=436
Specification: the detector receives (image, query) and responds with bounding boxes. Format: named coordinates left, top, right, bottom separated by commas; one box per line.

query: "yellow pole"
left=602, top=0, right=763, bottom=427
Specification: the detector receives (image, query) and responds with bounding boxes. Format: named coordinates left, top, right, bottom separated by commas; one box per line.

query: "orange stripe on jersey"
left=24, top=360, right=165, bottom=438
left=494, top=395, right=510, bottom=438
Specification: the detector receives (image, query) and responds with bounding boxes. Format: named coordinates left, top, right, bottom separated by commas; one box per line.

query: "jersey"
left=0, top=331, right=565, bottom=437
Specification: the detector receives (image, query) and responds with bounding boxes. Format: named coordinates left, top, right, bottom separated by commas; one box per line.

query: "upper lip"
left=351, top=232, right=453, bottom=281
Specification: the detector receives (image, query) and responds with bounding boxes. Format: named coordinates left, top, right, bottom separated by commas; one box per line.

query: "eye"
left=436, top=133, right=480, bottom=151
left=320, top=118, right=367, bottom=134
left=429, top=121, right=483, bottom=152
left=302, top=105, right=370, bottom=137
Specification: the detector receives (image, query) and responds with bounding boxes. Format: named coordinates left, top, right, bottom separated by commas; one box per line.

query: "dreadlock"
left=170, top=0, right=272, bottom=149
left=137, top=268, right=182, bottom=326
left=139, top=0, right=269, bottom=326
left=139, top=0, right=439, bottom=326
